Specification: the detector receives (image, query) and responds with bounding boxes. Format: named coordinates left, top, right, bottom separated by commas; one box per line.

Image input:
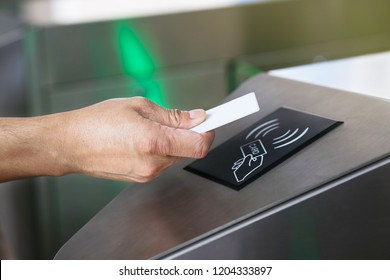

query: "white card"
left=190, top=92, right=260, bottom=133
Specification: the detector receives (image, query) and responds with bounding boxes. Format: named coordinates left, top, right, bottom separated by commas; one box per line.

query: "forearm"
left=0, top=115, right=68, bottom=182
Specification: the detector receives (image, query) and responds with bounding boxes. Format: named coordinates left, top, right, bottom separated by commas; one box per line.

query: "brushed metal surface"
left=55, top=74, right=390, bottom=259
left=169, top=158, right=390, bottom=259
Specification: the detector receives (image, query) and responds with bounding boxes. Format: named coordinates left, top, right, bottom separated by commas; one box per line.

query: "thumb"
left=134, top=97, right=207, bottom=129
left=160, top=108, right=207, bottom=129
left=143, top=101, right=207, bottom=129
left=171, top=108, right=207, bottom=129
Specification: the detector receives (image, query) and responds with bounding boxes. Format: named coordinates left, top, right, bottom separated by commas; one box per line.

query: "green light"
left=117, top=21, right=155, bottom=78
left=116, top=21, right=167, bottom=107
left=139, top=80, right=166, bottom=108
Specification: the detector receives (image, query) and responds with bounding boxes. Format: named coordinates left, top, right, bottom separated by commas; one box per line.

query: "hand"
left=232, top=154, right=264, bottom=183
left=58, top=97, right=215, bottom=182
left=0, top=97, right=215, bottom=183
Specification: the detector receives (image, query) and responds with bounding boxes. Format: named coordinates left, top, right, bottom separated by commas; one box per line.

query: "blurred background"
left=1, top=0, right=390, bottom=259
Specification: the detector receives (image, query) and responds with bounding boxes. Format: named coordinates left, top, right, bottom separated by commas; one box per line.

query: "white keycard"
left=190, top=92, right=260, bottom=133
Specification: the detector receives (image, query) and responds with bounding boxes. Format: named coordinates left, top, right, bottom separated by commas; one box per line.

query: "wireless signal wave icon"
left=245, top=118, right=309, bottom=150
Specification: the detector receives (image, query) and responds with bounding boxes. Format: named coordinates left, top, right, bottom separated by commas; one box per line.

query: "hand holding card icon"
left=232, top=154, right=264, bottom=182
left=232, top=140, right=267, bottom=182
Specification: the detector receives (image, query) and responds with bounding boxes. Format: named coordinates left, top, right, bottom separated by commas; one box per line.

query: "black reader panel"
left=185, top=107, right=343, bottom=190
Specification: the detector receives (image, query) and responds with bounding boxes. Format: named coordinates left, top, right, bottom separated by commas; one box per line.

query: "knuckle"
left=193, top=132, right=214, bottom=158
left=136, top=125, right=171, bottom=156
left=144, top=131, right=171, bottom=156
left=143, top=137, right=159, bottom=155
left=169, top=109, right=183, bottom=128
left=130, top=96, right=153, bottom=110
left=192, top=137, right=209, bottom=159
left=194, top=146, right=208, bottom=159
left=138, top=162, right=161, bottom=182
left=136, top=130, right=160, bottom=155
left=132, top=96, right=149, bottom=103
left=129, top=96, right=145, bottom=106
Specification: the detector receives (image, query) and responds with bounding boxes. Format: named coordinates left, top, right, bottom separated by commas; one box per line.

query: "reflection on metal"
left=115, top=20, right=166, bottom=107
left=169, top=158, right=390, bottom=260
left=227, top=59, right=262, bottom=92
left=288, top=206, right=320, bottom=259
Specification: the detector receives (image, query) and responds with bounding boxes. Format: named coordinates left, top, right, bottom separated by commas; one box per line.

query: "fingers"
left=132, top=97, right=215, bottom=158
left=155, top=126, right=215, bottom=158
left=133, top=97, right=207, bottom=129
left=157, top=107, right=207, bottom=129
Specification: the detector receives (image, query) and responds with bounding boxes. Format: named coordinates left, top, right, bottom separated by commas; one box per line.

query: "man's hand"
left=0, top=97, right=215, bottom=183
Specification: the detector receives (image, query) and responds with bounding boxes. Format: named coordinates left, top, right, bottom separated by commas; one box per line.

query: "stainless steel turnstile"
left=55, top=74, right=390, bottom=259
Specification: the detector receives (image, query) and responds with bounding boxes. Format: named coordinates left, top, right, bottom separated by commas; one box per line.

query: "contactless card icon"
left=231, top=117, right=311, bottom=183
left=240, top=140, right=267, bottom=158
left=232, top=140, right=267, bottom=182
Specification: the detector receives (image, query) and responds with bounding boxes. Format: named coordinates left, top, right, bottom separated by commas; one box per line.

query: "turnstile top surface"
left=55, top=74, right=390, bottom=259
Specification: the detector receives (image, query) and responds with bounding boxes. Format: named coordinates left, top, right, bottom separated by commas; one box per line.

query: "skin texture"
left=0, top=97, right=215, bottom=183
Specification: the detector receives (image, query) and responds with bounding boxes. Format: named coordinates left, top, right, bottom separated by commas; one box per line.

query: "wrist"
left=0, top=114, right=71, bottom=181
left=35, top=113, right=73, bottom=177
